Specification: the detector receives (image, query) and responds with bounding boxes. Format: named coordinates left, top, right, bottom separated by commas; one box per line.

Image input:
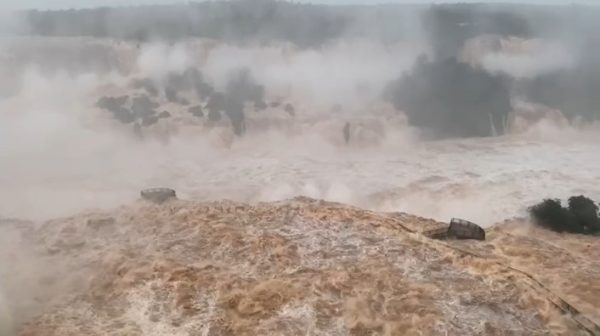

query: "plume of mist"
left=0, top=286, right=14, bottom=336
left=480, top=44, right=573, bottom=79
left=2, top=2, right=600, bottom=220
left=460, top=36, right=574, bottom=79
left=2, top=4, right=600, bottom=335
left=383, top=4, right=600, bottom=137
left=201, top=40, right=419, bottom=107
left=385, top=54, right=514, bottom=138
left=0, top=34, right=422, bottom=220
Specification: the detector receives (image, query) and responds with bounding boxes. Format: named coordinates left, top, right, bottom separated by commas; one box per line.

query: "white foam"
left=1, top=38, right=599, bottom=226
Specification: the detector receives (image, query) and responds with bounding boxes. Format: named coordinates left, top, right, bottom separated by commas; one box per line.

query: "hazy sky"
left=0, top=0, right=596, bottom=10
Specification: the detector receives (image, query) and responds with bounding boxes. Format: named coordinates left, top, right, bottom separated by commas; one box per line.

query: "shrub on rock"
left=529, top=196, right=600, bottom=234
left=568, top=196, right=600, bottom=233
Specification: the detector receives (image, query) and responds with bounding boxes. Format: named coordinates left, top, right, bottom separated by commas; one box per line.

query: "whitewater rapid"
left=1, top=37, right=599, bottom=226
left=2, top=36, right=600, bottom=336
left=1, top=120, right=598, bottom=226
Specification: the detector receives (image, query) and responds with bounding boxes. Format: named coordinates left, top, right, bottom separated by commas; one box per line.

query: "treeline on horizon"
left=10, top=1, right=600, bottom=138
left=383, top=3, right=600, bottom=138
left=14, top=2, right=598, bottom=46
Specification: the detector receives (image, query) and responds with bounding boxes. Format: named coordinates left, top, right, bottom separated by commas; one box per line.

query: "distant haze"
left=1, top=0, right=599, bottom=11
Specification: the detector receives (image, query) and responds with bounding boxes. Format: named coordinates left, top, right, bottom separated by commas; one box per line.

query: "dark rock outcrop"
left=131, top=95, right=159, bottom=118
left=141, top=115, right=159, bottom=126
left=343, top=122, right=350, bottom=144
left=224, top=98, right=246, bottom=136
left=131, top=78, right=159, bottom=96
left=96, top=96, right=136, bottom=123
left=207, top=93, right=225, bottom=122
left=165, top=86, right=180, bottom=103
left=87, top=217, right=116, bottom=230
left=188, top=105, right=203, bottom=118
left=140, top=188, right=177, bottom=204
left=284, top=103, right=295, bottom=117
left=447, top=218, right=485, bottom=240
left=254, top=100, right=268, bottom=111
left=179, top=97, right=190, bottom=106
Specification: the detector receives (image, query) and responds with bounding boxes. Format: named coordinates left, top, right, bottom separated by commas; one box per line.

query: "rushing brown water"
left=1, top=37, right=600, bottom=335
left=1, top=197, right=598, bottom=335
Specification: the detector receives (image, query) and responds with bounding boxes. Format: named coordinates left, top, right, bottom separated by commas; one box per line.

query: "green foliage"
left=529, top=196, right=600, bottom=234
left=384, top=57, right=511, bottom=138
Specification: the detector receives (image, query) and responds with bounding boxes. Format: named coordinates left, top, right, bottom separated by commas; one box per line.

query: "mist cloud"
left=1, top=1, right=600, bottom=221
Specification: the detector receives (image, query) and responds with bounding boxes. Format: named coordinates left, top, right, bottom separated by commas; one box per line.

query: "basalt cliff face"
left=2, top=197, right=598, bottom=336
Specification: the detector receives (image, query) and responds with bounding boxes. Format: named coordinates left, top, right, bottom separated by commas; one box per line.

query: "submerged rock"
left=165, top=86, right=179, bottom=103
left=178, top=97, right=190, bottom=106
left=448, top=218, right=485, bottom=240
left=131, top=95, right=159, bottom=119
left=284, top=103, right=295, bottom=117
left=188, top=105, right=203, bottom=118
left=158, top=111, right=171, bottom=119
left=111, top=107, right=136, bottom=124
left=207, top=93, right=225, bottom=121
left=96, top=95, right=128, bottom=110
left=141, top=115, right=159, bottom=126
left=140, top=188, right=177, bottom=204
left=96, top=96, right=136, bottom=123
left=254, top=100, right=268, bottom=111
left=343, top=122, right=351, bottom=144
left=131, top=78, right=159, bottom=96
left=208, top=109, right=222, bottom=122
left=86, top=217, right=115, bottom=230
left=224, top=97, right=246, bottom=136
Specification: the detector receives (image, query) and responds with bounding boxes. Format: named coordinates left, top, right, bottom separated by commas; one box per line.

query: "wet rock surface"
left=95, top=66, right=268, bottom=136
left=254, top=100, right=268, bottom=111
left=96, top=96, right=135, bottom=123
left=187, top=105, right=203, bottom=118
left=448, top=218, right=486, bottom=240
left=205, top=92, right=224, bottom=122
left=132, top=95, right=159, bottom=118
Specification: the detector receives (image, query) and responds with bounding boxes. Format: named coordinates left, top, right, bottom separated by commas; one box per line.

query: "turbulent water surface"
left=1, top=31, right=600, bottom=336
left=1, top=38, right=598, bottom=225
left=1, top=111, right=599, bottom=226
left=1, top=198, right=599, bottom=336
